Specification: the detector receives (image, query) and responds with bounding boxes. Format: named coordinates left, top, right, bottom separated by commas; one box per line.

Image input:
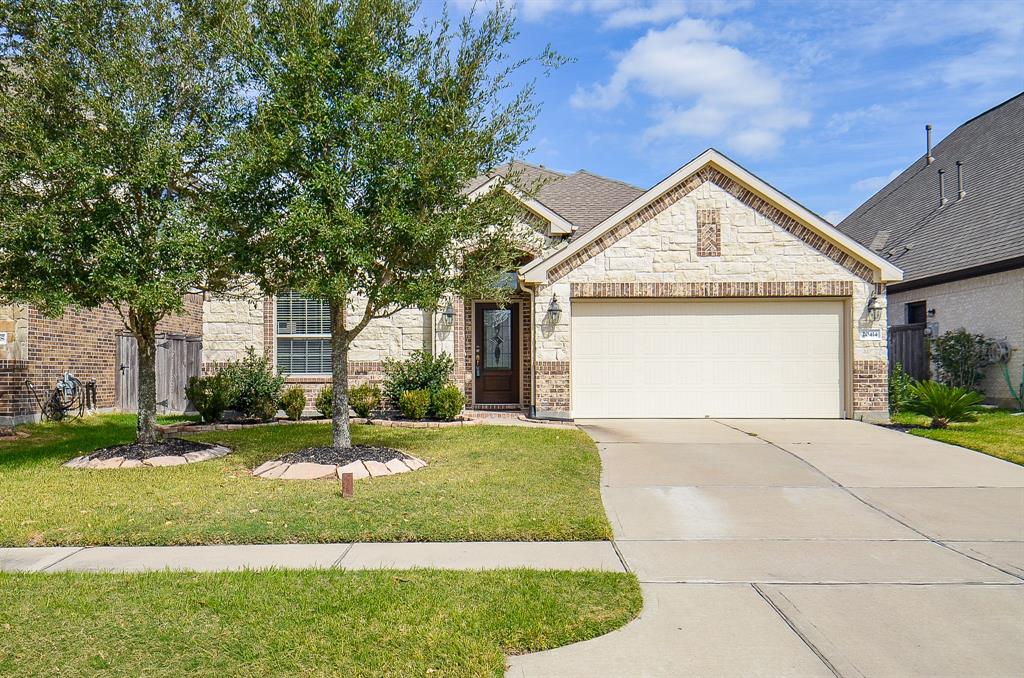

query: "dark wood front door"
left=474, top=303, right=519, bottom=404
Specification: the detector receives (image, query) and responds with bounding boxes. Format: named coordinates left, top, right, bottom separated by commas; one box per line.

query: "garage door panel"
left=571, top=300, right=843, bottom=418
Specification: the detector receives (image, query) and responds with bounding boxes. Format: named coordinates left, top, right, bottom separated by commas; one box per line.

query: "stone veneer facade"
left=0, top=296, right=204, bottom=425
left=529, top=174, right=889, bottom=421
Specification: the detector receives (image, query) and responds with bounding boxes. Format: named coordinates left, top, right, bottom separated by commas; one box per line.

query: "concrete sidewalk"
left=0, top=541, right=625, bottom=574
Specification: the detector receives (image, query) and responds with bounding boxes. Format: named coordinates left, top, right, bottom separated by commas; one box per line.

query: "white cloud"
left=572, top=18, right=808, bottom=156
left=452, top=0, right=751, bottom=27
left=851, top=168, right=901, bottom=194
left=822, top=210, right=845, bottom=225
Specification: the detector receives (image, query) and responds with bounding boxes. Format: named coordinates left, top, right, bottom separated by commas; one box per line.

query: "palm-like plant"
left=904, top=381, right=986, bottom=429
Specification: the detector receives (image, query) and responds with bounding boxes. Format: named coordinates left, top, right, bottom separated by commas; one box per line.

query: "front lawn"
left=0, top=568, right=641, bottom=677
left=0, top=415, right=611, bottom=546
left=891, top=409, right=1024, bottom=466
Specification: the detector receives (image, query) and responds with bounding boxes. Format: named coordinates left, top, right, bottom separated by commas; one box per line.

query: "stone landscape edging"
left=64, top=444, right=232, bottom=470
left=251, top=454, right=428, bottom=481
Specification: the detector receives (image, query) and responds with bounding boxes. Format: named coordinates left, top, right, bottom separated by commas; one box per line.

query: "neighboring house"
left=837, top=92, right=1024, bottom=407
left=206, top=149, right=901, bottom=421
left=0, top=298, right=204, bottom=425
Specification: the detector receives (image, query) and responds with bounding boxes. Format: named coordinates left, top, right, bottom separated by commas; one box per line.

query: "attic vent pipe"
left=925, top=125, right=934, bottom=164
left=956, top=161, right=965, bottom=200
left=938, top=169, right=947, bottom=206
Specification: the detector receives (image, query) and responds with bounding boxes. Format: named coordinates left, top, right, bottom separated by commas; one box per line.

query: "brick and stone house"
left=205, top=149, right=902, bottom=421
left=837, top=92, right=1023, bottom=407
left=0, top=298, right=203, bottom=425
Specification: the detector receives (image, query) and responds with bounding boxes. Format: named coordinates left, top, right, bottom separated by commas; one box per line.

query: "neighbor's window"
left=276, top=292, right=331, bottom=374
left=906, top=301, right=927, bottom=325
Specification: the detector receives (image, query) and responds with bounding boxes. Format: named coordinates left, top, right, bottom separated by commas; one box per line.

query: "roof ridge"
left=507, top=159, right=566, bottom=177
left=955, top=89, right=1024, bottom=129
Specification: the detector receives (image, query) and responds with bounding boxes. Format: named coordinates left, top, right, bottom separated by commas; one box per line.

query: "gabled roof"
left=536, top=171, right=645, bottom=239
left=837, top=92, right=1024, bottom=286
left=469, top=161, right=644, bottom=237
left=521, top=149, right=903, bottom=285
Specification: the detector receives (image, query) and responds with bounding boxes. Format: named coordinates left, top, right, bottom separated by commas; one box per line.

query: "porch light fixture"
left=865, top=295, right=883, bottom=322
left=546, top=295, right=563, bottom=324
left=438, top=304, right=456, bottom=330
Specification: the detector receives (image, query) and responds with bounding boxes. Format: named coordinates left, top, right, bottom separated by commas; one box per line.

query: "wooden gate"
left=116, top=334, right=202, bottom=413
left=888, top=323, right=929, bottom=381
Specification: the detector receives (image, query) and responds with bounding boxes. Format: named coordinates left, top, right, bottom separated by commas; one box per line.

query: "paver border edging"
left=63, top=444, right=232, bottom=470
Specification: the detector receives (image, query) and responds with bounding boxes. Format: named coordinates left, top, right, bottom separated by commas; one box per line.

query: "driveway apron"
left=507, top=419, right=1024, bottom=678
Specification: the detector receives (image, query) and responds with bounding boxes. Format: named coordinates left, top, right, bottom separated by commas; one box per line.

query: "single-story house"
left=837, top=92, right=1023, bottom=407
left=206, top=149, right=902, bottom=421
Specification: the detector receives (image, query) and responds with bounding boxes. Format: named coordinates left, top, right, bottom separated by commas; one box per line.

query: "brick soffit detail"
left=547, top=165, right=876, bottom=284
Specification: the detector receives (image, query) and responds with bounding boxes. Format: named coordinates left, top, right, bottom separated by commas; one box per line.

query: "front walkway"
left=0, top=541, right=622, bottom=573
left=508, top=419, right=1024, bottom=678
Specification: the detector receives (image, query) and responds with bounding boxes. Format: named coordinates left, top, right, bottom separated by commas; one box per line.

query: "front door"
left=474, top=303, right=519, bottom=404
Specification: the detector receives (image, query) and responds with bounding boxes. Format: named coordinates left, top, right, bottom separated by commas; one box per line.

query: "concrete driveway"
left=508, top=419, right=1024, bottom=678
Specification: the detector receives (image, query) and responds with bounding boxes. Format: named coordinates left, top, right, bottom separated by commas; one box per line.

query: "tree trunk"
left=330, top=301, right=352, bottom=449
left=133, top=316, right=159, bottom=444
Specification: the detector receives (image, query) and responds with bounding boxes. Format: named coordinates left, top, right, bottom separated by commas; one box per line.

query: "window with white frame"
left=276, top=292, right=332, bottom=375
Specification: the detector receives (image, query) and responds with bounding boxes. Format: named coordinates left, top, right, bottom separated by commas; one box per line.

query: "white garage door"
left=571, top=300, right=844, bottom=418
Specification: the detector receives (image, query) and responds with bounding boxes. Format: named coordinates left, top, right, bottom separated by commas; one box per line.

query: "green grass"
left=0, top=568, right=641, bottom=677
left=0, top=415, right=611, bottom=546
left=891, top=409, right=1024, bottom=466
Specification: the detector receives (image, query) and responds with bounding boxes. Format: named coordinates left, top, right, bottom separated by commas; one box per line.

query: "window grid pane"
left=276, top=292, right=332, bottom=375
left=276, top=292, right=331, bottom=336
left=277, top=338, right=331, bottom=375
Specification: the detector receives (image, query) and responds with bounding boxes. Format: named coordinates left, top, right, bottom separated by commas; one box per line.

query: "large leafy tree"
left=227, top=0, right=554, bottom=448
left=0, top=0, right=248, bottom=442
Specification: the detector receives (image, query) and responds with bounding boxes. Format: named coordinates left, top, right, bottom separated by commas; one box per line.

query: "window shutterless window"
left=276, top=292, right=332, bottom=374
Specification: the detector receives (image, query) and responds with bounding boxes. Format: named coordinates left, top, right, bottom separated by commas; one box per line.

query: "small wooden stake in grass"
left=340, top=472, right=354, bottom=498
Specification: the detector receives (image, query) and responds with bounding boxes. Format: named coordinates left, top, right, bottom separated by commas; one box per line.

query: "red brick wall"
left=535, top=361, right=570, bottom=416
left=853, top=360, right=889, bottom=415
left=0, top=295, right=203, bottom=420
left=0, top=360, right=32, bottom=420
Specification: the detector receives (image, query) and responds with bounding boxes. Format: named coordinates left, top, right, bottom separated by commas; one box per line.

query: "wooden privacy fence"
left=888, top=323, right=929, bottom=381
left=116, top=334, right=202, bottom=413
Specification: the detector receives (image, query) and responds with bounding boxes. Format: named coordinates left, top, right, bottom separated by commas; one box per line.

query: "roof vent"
left=870, top=230, right=891, bottom=252
left=926, top=124, right=934, bottom=164
left=956, top=161, right=965, bottom=200
left=938, top=169, right=947, bottom=206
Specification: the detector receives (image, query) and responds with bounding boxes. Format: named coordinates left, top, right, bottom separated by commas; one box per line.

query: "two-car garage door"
left=571, top=300, right=845, bottom=418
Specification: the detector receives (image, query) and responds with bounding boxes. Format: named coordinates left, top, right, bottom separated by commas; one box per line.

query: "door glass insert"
left=483, top=309, right=512, bottom=369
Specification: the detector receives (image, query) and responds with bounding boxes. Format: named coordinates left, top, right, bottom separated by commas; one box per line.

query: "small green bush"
left=280, top=387, right=307, bottom=421
left=904, top=380, right=986, bottom=428
left=316, top=386, right=333, bottom=419
left=399, top=389, right=431, bottom=420
left=219, top=348, right=286, bottom=421
left=888, top=362, right=913, bottom=414
left=931, top=328, right=995, bottom=392
left=431, top=384, right=465, bottom=421
left=185, top=374, right=231, bottom=423
left=349, top=384, right=381, bottom=418
left=382, top=350, right=455, bottom=409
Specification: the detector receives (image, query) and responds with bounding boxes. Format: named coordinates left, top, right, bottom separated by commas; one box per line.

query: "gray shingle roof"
left=837, top=92, right=1024, bottom=285
left=471, top=162, right=644, bottom=239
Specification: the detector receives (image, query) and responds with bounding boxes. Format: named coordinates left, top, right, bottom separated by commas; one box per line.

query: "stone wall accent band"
left=570, top=281, right=854, bottom=299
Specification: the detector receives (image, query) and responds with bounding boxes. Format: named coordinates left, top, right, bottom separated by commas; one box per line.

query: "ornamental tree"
left=0, top=0, right=247, bottom=442
left=226, top=0, right=556, bottom=448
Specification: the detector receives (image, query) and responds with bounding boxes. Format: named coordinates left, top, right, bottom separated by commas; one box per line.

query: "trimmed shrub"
left=220, top=348, right=286, bottom=421
left=316, top=386, right=333, bottom=419
left=904, top=380, right=985, bottom=429
left=888, top=362, right=913, bottom=414
left=349, top=384, right=381, bottom=418
left=931, top=329, right=995, bottom=392
left=185, top=374, right=231, bottom=423
left=382, top=350, right=455, bottom=410
left=280, top=387, right=307, bottom=421
left=431, top=384, right=465, bottom=421
left=399, top=389, right=431, bottom=420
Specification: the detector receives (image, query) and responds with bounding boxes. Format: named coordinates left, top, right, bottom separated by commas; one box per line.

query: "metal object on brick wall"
left=26, top=371, right=97, bottom=421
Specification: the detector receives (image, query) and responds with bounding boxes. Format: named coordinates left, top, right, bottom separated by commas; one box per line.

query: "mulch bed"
left=89, top=438, right=217, bottom=461
left=280, top=445, right=409, bottom=466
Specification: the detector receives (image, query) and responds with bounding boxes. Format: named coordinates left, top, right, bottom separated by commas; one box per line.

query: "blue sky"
left=448, top=0, right=1024, bottom=222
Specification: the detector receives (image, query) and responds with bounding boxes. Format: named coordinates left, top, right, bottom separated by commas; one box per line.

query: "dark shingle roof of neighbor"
left=472, top=160, right=645, bottom=239
left=837, top=91, right=1024, bottom=284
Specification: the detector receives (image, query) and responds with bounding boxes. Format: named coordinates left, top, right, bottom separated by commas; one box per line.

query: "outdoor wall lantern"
left=546, top=295, right=563, bottom=324
left=865, top=295, right=884, bottom=322
left=438, top=303, right=456, bottom=330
